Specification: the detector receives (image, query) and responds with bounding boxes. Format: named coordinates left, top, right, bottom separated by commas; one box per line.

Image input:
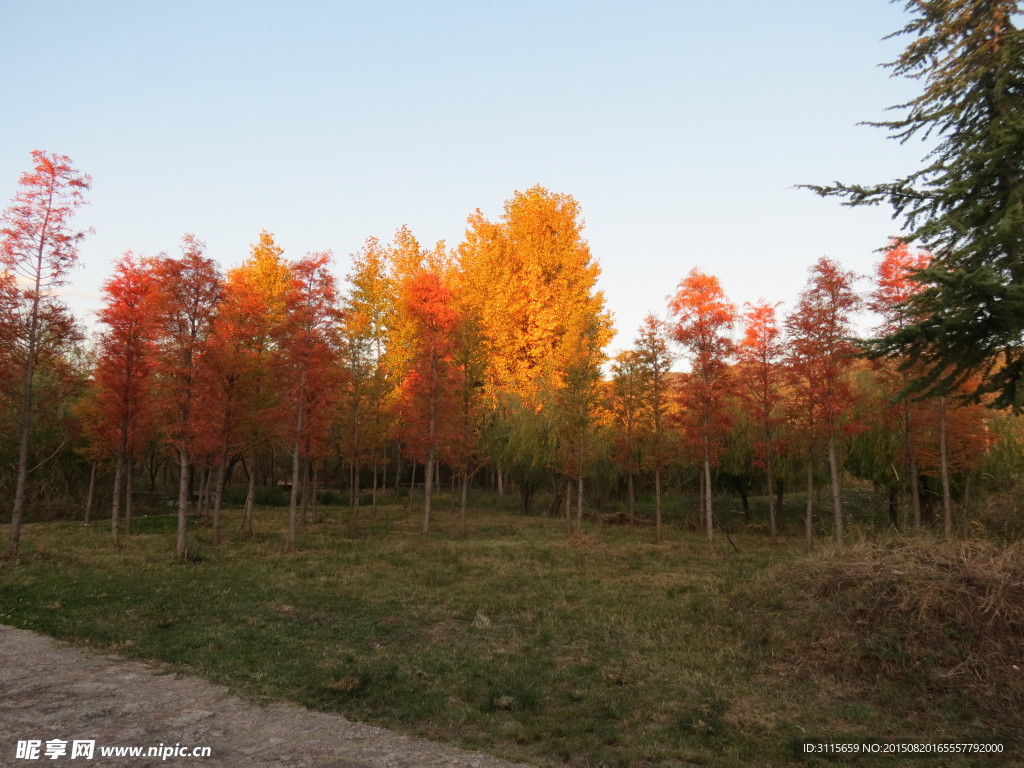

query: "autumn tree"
left=395, top=268, right=462, bottom=537
left=458, top=186, right=612, bottom=512
left=1, top=150, right=90, bottom=557
left=785, top=257, right=860, bottom=548
left=669, top=270, right=736, bottom=552
left=149, top=235, right=222, bottom=558
left=207, top=231, right=292, bottom=539
left=341, top=236, right=395, bottom=528
left=280, top=252, right=343, bottom=551
left=735, top=301, right=786, bottom=538
left=92, top=251, right=156, bottom=547
left=868, top=240, right=932, bottom=527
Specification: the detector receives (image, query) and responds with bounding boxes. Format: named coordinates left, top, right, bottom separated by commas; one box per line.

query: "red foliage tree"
left=92, top=251, right=157, bottom=546
left=279, top=251, right=343, bottom=551
left=668, top=270, right=736, bottom=551
left=148, top=235, right=223, bottom=558
left=1, top=150, right=90, bottom=557
left=395, top=268, right=463, bottom=537
left=785, top=257, right=860, bottom=548
left=735, top=301, right=786, bottom=538
left=868, top=240, right=933, bottom=527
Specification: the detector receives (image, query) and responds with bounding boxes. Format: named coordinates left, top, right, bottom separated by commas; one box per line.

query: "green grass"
left=1, top=503, right=1015, bottom=767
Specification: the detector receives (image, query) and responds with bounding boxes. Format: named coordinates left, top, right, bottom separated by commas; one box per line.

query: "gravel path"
left=0, top=625, right=534, bottom=767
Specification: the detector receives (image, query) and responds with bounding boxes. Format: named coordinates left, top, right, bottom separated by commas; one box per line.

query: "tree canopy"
left=808, top=1, right=1024, bottom=409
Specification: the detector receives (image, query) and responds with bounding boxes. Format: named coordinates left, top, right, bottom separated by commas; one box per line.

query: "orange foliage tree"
left=458, top=186, right=612, bottom=514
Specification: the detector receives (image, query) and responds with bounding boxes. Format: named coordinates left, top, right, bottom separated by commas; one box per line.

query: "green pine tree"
left=808, top=1, right=1024, bottom=409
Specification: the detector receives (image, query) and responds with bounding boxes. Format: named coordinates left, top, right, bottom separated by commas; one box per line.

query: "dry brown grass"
left=736, top=536, right=1024, bottom=737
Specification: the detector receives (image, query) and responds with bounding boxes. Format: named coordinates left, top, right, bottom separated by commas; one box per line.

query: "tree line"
left=1, top=151, right=1014, bottom=559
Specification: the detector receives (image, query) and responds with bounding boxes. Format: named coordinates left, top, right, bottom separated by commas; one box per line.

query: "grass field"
left=1, top=499, right=1019, bottom=767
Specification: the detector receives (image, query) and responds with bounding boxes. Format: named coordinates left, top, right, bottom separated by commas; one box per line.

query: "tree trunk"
left=805, top=459, right=814, bottom=552
left=311, top=461, right=320, bottom=523
left=497, top=465, right=504, bottom=497
left=125, top=455, right=134, bottom=536
left=422, top=448, right=434, bottom=537
left=287, top=368, right=306, bottom=553
left=408, top=460, right=417, bottom=513
left=766, top=450, right=777, bottom=540
left=703, top=440, right=714, bottom=553
left=565, top=477, right=573, bottom=536
left=459, top=470, right=469, bottom=537
left=654, top=467, right=663, bottom=544
left=828, top=430, right=844, bottom=547
left=84, top=462, right=97, bottom=525
left=939, top=396, right=953, bottom=538
left=111, top=451, right=124, bottom=549
left=242, top=454, right=256, bottom=537
left=176, top=444, right=190, bottom=559
left=372, top=455, right=379, bottom=517
left=212, top=447, right=228, bottom=546
left=577, top=474, right=584, bottom=530
left=627, top=471, right=635, bottom=527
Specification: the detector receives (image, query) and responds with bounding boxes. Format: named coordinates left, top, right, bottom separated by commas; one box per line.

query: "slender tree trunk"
left=703, top=438, right=714, bottom=553
left=287, top=368, right=306, bottom=552
left=459, top=470, right=469, bottom=537
left=766, top=449, right=777, bottom=540
left=111, top=451, right=124, bottom=549
left=654, top=467, right=663, bottom=544
left=565, top=477, right=573, bottom=536
left=422, top=449, right=434, bottom=537
left=497, top=466, right=504, bottom=498
left=212, top=455, right=227, bottom=546
left=372, top=455, right=379, bottom=517
left=805, top=458, right=814, bottom=552
left=939, top=396, right=953, bottom=538
left=300, top=458, right=310, bottom=527
left=311, top=461, right=320, bottom=523
left=176, top=444, right=190, bottom=559
left=828, top=430, right=843, bottom=547
left=125, top=455, right=134, bottom=536
left=577, top=474, right=584, bottom=530
left=242, top=454, right=256, bottom=536
left=627, top=471, right=635, bottom=526
left=84, top=462, right=97, bottom=525
left=408, top=460, right=417, bottom=513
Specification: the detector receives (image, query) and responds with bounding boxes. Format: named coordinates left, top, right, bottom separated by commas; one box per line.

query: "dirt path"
left=0, top=625, right=533, bottom=767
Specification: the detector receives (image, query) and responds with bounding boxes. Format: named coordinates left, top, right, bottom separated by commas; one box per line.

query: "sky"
left=2, top=0, right=929, bottom=355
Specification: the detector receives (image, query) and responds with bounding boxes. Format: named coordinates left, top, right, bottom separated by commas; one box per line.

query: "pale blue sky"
left=2, top=0, right=924, bottom=352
